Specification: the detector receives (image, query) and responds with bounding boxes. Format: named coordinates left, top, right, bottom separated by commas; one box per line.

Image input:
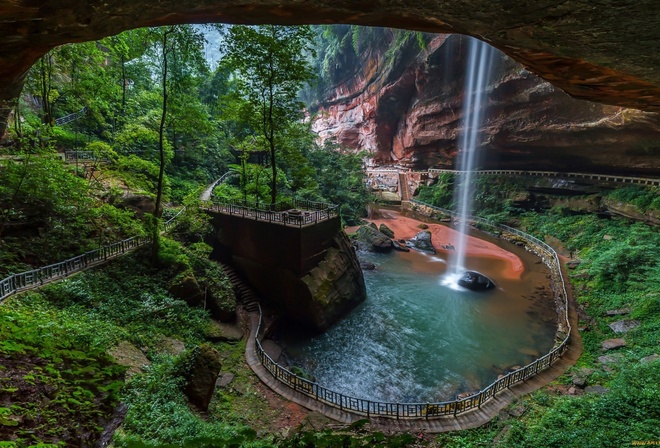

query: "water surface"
left=282, top=240, right=556, bottom=403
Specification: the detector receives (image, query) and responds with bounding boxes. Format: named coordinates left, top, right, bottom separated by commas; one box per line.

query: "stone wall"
left=209, top=211, right=366, bottom=331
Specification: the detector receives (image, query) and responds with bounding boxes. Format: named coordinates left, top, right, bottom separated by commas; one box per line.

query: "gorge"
left=0, top=4, right=658, bottom=446
left=310, top=29, right=660, bottom=175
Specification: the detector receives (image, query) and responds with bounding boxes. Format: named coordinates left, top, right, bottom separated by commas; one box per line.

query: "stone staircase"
left=219, top=263, right=260, bottom=313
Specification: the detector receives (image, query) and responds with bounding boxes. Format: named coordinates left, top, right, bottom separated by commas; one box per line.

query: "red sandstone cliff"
left=311, top=32, right=660, bottom=175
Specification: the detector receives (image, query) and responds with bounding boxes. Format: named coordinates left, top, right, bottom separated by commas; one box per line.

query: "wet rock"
left=378, top=223, right=395, bottom=238
left=608, top=319, right=640, bottom=334
left=391, top=240, right=410, bottom=252
left=360, top=260, right=376, bottom=270
left=457, top=271, right=495, bottom=291
left=184, top=344, right=222, bottom=411
left=602, top=338, right=626, bottom=350
left=405, top=230, right=435, bottom=254
left=356, top=225, right=393, bottom=252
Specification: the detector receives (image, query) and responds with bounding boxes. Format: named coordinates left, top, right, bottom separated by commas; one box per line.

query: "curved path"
left=241, top=252, right=582, bottom=433
left=366, top=168, right=660, bottom=204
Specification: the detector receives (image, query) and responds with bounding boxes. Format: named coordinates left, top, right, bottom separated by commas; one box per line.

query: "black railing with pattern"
left=251, top=199, right=572, bottom=420
left=0, top=209, right=184, bottom=303
left=207, top=198, right=339, bottom=227
left=427, top=168, right=660, bottom=187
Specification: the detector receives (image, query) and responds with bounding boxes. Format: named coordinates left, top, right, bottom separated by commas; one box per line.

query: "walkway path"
left=427, top=168, right=659, bottom=187
left=242, top=262, right=582, bottom=432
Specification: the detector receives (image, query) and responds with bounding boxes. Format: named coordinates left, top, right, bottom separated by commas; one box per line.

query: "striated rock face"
left=301, top=231, right=367, bottom=331
left=602, top=197, right=660, bottom=226
left=2, top=0, right=660, bottom=137
left=312, top=33, right=660, bottom=175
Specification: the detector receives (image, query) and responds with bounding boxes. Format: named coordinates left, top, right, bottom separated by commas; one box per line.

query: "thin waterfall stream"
left=281, top=215, right=557, bottom=402
left=447, top=37, right=495, bottom=284
left=279, top=39, right=556, bottom=404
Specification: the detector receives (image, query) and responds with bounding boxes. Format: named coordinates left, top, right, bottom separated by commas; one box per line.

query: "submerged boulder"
left=458, top=271, right=495, bottom=291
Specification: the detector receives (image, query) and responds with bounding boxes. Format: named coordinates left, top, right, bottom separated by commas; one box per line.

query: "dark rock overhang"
left=2, top=0, right=660, bottom=143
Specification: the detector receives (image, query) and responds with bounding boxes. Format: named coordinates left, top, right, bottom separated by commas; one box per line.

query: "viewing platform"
left=205, top=198, right=339, bottom=228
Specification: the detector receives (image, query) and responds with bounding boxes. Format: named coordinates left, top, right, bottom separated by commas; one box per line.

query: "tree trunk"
left=152, top=28, right=171, bottom=264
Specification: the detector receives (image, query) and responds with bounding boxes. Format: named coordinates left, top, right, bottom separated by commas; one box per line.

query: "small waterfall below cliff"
left=450, top=38, right=495, bottom=277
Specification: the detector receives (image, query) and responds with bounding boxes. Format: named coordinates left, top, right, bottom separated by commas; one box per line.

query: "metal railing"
left=64, top=151, right=110, bottom=162
left=427, top=168, right=660, bottom=187
left=55, top=107, right=88, bottom=126
left=252, top=199, right=572, bottom=420
left=207, top=198, right=339, bottom=228
left=0, top=210, right=183, bottom=303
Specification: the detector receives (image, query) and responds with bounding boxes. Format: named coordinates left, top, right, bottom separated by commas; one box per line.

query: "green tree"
left=147, top=25, right=207, bottom=262
left=224, top=25, right=316, bottom=204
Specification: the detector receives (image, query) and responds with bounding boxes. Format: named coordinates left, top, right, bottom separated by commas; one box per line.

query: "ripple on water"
left=282, top=247, right=556, bottom=403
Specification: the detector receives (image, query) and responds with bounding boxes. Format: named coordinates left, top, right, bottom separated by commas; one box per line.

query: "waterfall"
left=450, top=38, right=495, bottom=276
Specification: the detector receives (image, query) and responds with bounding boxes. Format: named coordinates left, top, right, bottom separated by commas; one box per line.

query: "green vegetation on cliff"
left=418, top=176, right=660, bottom=447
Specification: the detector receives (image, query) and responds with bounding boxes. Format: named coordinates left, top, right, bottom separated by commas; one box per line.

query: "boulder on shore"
left=405, top=230, right=435, bottom=254
left=356, top=225, right=393, bottom=252
left=378, top=223, right=395, bottom=238
left=457, top=271, right=495, bottom=291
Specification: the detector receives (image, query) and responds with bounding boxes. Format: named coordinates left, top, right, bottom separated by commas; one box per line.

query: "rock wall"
left=312, top=33, right=660, bottom=175
left=210, top=212, right=366, bottom=332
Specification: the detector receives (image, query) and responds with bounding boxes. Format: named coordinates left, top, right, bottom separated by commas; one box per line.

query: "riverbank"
left=347, top=208, right=524, bottom=280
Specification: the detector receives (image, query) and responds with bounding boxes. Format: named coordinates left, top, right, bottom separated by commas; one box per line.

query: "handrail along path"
left=249, top=199, right=573, bottom=420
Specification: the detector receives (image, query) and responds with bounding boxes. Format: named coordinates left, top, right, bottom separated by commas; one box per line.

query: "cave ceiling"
left=1, top=0, right=660, bottom=119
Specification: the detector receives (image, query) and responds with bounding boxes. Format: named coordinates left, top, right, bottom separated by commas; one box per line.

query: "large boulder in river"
left=356, top=225, right=393, bottom=252
left=379, top=223, right=395, bottom=238
left=406, top=230, right=435, bottom=254
left=458, top=271, right=496, bottom=291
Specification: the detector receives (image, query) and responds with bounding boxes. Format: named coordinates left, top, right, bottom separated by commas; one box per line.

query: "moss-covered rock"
left=301, top=231, right=367, bottom=331
left=379, top=223, right=395, bottom=238
left=183, top=344, right=222, bottom=411
left=167, top=271, right=204, bottom=307
left=356, top=225, right=392, bottom=252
